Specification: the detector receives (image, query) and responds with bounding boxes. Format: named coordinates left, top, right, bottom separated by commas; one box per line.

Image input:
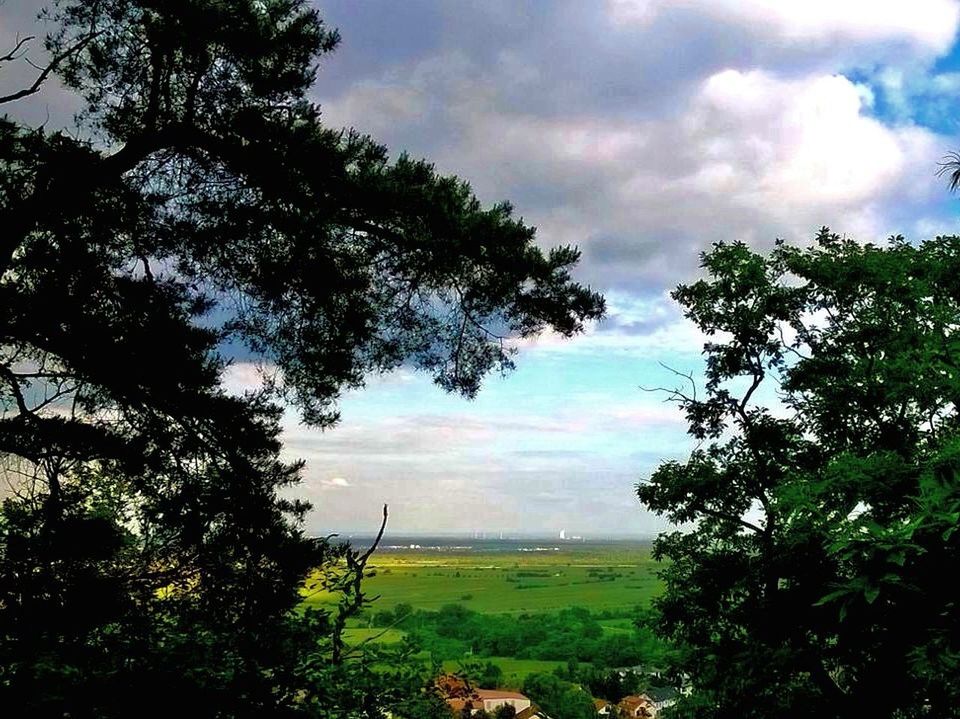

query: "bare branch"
left=0, top=31, right=102, bottom=106
left=698, top=504, right=766, bottom=535
left=640, top=362, right=698, bottom=404
left=0, top=35, right=34, bottom=64
left=776, top=323, right=809, bottom=361
left=660, top=361, right=698, bottom=402
left=330, top=504, right=388, bottom=664
left=357, top=503, right=388, bottom=566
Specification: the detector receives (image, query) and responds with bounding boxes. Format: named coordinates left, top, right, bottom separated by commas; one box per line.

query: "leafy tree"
left=522, top=672, right=597, bottom=719
left=576, top=666, right=644, bottom=703
left=397, top=604, right=655, bottom=668
left=639, top=229, right=960, bottom=718
left=0, top=1, right=603, bottom=717
left=457, top=659, right=504, bottom=689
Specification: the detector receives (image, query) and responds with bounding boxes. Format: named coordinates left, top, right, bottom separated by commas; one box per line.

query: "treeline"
left=460, top=657, right=656, bottom=701
left=521, top=673, right=596, bottom=719
left=371, top=604, right=666, bottom=668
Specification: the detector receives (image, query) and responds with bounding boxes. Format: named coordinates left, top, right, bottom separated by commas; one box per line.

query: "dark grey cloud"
left=315, top=22, right=956, bottom=294
left=317, top=0, right=959, bottom=123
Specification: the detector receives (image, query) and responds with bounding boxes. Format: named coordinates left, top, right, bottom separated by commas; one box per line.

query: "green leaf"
left=814, top=589, right=850, bottom=607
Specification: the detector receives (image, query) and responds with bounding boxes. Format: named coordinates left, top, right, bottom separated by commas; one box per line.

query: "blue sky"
left=5, top=1, right=960, bottom=536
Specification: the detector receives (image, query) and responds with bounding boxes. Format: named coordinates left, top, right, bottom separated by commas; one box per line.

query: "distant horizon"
left=311, top=529, right=660, bottom=541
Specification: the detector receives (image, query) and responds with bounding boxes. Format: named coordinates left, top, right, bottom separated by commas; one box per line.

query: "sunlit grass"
left=303, top=546, right=662, bottom=615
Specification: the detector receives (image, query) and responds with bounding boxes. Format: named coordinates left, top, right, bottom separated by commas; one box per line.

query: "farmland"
left=305, top=537, right=665, bottom=685
left=304, top=537, right=661, bottom=615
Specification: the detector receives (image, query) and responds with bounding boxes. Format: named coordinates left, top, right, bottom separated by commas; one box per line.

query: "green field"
left=440, top=657, right=565, bottom=686
left=342, top=627, right=407, bottom=644
left=304, top=542, right=662, bottom=616
left=308, top=541, right=664, bottom=688
left=340, top=629, right=565, bottom=685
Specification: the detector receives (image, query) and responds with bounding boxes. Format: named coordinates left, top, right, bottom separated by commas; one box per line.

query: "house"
left=645, top=687, right=678, bottom=712
left=618, top=694, right=656, bottom=719
left=473, top=689, right=533, bottom=715
left=593, top=698, right=615, bottom=716
left=437, top=674, right=536, bottom=717
left=515, top=706, right=552, bottom=719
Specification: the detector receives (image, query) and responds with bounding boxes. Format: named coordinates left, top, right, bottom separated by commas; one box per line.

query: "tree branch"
left=0, top=35, right=34, bottom=64
left=0, top=31, right=102, bottom=105
left=331, top=504, right=388, bottom=664
left=0, top=363, right=30, bottom=416
left=697, top=504, right=766, bottom=535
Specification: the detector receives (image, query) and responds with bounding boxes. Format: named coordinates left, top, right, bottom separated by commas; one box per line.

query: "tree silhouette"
left=0, top=2, right=603, bottom=716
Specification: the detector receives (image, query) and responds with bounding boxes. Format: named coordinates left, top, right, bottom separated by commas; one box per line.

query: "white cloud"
left=324, top=58, right=949, bottom=292
left=687, top=70, right=915, bottom=209
left=609, top=0, right=960, bottom=56
left=221, top=362, right=277, bottom=395
left=286, top=401, right=689, bottom=533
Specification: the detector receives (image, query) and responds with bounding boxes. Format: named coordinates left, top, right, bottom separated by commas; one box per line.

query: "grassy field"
left=440, top=657, right=565, bottom=686
left=340, top=629, right=564, bottom=685
left=308, top=540, right=663, bottom=685
left=342, top=627, right=407, bottom=644
left=303, top=541, right=662, bottom=616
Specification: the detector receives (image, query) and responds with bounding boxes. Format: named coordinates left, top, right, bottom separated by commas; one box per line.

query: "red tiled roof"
left=475, top=689, right=528, bottom=701
left=447, top=698, right=480, bottom=713
left=620, top=694, right=653, bottom=708
left=444, top=685, right=531, bottom=715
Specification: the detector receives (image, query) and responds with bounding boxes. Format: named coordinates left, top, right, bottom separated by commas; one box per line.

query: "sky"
left=293, top=0, right=960, bottom=536
left=5, top=1, right=960, bottom=536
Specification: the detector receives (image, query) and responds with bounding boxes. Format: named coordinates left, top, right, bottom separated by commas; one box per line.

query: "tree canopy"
left=522, top=672, right=597, bottom=719
left=641, top=229, right=960, bottom=718
left=0, top=1, right=603, bottom=716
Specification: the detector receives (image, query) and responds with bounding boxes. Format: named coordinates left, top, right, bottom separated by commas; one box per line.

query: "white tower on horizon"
left=559, top=528, right=566, bottom=540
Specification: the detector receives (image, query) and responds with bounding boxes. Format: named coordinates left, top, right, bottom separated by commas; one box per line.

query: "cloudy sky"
left=5, top=1, right=960, bottom=536
left=295, top=0, right=960, bottom=537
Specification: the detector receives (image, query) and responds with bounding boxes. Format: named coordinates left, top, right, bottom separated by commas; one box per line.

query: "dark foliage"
left=455, top=659, right=504, bottom=690
left=556, top=664, right=647, bottom=703
left=375, top=604, right=665, bottom=669
left=0, top=2, right=603, bottom=717
left=640, top=229, right=960, bottom=718
left=521, top=673, right=596, bottom=719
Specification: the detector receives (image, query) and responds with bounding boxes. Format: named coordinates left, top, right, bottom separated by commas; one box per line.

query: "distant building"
left=437, top=674, right=539, bottom=717
left=618, top=694, right=656, bottom=718
left=646, top=687, right=678, bottom=712
left=446, top=689, right=536, bottom=716
left=594, top=698, right=614, bottom=716
left=559, top=529, right=566, bottom=540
